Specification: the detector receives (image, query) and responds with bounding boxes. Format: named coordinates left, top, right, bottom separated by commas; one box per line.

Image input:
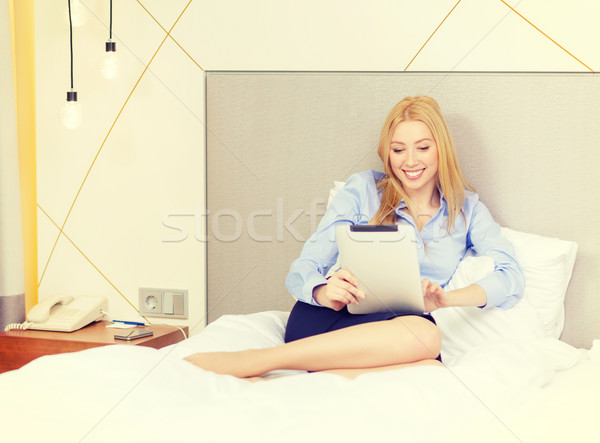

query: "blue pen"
left=112, top=320, right=147, bottom=326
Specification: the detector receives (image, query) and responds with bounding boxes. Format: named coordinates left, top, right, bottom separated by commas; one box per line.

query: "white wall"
left=35, top=0, right=598, bottom=334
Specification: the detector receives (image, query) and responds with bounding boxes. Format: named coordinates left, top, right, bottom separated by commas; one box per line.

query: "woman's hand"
left=313, top=268, right=366, bottom=311
left=422, top=279, right=487, bottom=312
left=422, top=278, right=452, bottom=312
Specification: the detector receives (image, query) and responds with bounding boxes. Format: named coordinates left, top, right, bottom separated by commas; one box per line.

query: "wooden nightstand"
left=0, top=321, right=188, bottom=374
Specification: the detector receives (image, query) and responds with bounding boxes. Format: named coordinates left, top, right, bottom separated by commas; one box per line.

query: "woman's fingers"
left=326, top=285, right=357, bottom=306
left=340, top=281, right=365, bottom=301
left=422, top=279, right=449, bottom=312
left=335, top=268, right=359, bottom=287
left=332, top=289, right=359, bottom=306
left=313, top=267, right=367, bottom=311
left=331, top=269, right=365, bottom=302
left=421, top=278, right=431, bottom=296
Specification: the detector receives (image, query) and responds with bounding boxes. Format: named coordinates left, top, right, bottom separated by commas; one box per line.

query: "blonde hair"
left=371, top=96, right=473, bottom=232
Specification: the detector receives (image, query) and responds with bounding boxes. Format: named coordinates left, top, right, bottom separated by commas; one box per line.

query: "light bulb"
left=59, top=91, right=83, bottom=129
left=100, top=40, right=120, bottom=80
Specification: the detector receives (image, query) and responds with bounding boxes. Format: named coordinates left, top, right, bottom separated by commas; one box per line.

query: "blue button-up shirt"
left=285, top=170, right=525, bottom=309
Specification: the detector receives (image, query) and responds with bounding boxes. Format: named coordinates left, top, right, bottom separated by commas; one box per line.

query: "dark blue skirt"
left=284, top=300, right=437, bottom=343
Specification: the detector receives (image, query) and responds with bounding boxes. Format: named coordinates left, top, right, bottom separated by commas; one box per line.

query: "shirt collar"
left=394, top=187, right=447, bottom=216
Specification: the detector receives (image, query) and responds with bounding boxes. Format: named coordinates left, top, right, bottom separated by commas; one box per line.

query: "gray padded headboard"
left=206, top=71, right=599, bottom=349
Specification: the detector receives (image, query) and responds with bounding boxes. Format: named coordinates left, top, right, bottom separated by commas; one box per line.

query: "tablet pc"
left=335, top=224, right=425, bottom=315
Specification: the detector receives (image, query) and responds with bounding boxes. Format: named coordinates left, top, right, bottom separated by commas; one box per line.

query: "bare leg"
left=245, top=360, right=442, bottom=382
left=320, top=359, right=443, bottom=380
left=184, top=316, right=441, bottom=378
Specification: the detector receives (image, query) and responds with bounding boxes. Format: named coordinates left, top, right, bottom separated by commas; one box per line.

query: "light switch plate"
left=139, top=288, right=188, bottom=319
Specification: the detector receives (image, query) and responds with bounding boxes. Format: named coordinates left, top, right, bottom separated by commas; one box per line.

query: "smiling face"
left=389, top=120, right=439, bottom=198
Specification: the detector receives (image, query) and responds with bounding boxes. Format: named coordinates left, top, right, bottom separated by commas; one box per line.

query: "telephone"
left=5, top=295, right=108, bottom=332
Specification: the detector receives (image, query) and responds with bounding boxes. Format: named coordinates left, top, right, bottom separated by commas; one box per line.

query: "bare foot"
left=184, top=349, right=266, bottom=378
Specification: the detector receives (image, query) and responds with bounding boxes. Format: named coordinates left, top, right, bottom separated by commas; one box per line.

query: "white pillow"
left=500, top=227, right=577, bottom=339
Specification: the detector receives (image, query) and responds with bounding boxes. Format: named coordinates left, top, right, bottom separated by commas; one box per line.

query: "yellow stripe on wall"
left=10, top=0, right=37, bottom=310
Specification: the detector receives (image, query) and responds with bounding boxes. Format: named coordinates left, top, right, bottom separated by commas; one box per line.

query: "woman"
left=186, top=96, right=525, bottom=379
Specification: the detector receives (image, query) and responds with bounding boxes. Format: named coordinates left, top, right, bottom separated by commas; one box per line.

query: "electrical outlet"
left=139, top=288, right=188, bottom=319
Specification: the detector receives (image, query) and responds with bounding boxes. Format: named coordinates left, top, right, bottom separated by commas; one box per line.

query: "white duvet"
left=0, top=311, right=598, bottom=443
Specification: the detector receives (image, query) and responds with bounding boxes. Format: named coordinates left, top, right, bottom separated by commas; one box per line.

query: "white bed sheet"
left=0, top=311, right=597, bottom=443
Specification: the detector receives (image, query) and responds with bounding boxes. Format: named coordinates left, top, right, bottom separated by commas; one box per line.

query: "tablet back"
left=336, top=224, right=424, bottom=315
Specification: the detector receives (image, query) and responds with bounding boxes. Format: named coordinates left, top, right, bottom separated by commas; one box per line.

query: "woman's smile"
left=402, top=168, right=426, bottom=180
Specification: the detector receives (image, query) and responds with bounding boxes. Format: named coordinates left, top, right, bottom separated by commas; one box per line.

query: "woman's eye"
left=392, top=148, right=404, bottom=153
left=418, top=146, right=430, bottom=151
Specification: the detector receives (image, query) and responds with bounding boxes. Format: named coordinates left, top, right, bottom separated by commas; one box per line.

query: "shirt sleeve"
left=285, top=173, right=368, bottom=306
left=466, top=200, right=526, bottom=309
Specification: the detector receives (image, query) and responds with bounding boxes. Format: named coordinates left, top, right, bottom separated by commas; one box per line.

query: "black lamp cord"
left=68, top=0, right=74, bottom=90
left=109, top=0, right=113, bottom=40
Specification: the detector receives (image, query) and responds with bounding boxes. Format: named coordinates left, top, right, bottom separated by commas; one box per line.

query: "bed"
left=2, top=72, right=599, bottom=441
left=0, top=310, right=598, bottom=441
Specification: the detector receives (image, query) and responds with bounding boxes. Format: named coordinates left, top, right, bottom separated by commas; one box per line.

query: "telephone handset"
left=27, top=294, right=74, bottom=323
left=7, top=295, right=108, bottom=332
